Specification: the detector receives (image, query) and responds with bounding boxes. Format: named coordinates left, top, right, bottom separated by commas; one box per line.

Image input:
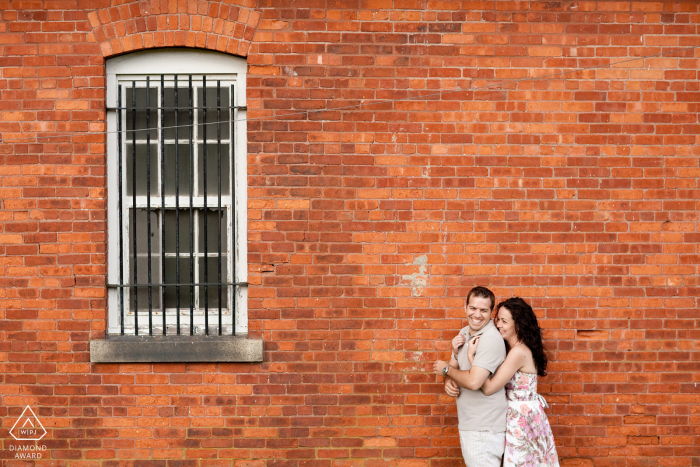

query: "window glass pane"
left=163, top=86, right=192, bottom=140
left=197, top=86, right=230, bottom=139
left=164, top=257, right=192, bottom=309
left=198, top=210, right=228, bottom=253
left=126, top=143, right=158, bottom=196
left=197, top=209, right=228, bottom=309
left=128, top=209, right=161, bottom=311
left=197, top=143, right=230, bottom=196
left=198, top=256, right=228, bottom=308
left=163, top=209, right=192, bottom=253
left=163, top=144, right=192, bottom=196
left=125, top=87, right=158, bottom=140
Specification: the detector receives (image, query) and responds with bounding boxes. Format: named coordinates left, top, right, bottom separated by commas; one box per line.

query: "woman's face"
left=495, top=307, right=517, bottom=342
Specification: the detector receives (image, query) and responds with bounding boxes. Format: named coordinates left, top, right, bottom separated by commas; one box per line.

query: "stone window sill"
left=90, top=335, right=263, bottom=363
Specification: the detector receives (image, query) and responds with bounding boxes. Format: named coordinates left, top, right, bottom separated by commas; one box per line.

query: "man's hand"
left=433, top=360, right=450, bottom=375
left=444, top=377, right=460, bottom=397
left=451, top=333, right=466, bottom=354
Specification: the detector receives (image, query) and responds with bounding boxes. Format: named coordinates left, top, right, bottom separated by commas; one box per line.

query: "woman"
left=468, top=297, right=559, bottom=467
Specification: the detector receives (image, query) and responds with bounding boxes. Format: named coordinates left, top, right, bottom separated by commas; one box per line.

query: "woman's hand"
left=467, top=336, right=480, bottom=365
left=433, top=360, right=450, bottom=375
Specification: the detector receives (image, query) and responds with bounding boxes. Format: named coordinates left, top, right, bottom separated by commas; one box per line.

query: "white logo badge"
left=10, top=406, right=47, bottom=441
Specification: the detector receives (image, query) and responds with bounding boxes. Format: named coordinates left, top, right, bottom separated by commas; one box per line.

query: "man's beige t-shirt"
left=455, top=320, right=507, bottom=432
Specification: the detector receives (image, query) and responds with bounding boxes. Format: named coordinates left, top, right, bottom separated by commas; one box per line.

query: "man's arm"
left=434, top=356, right=491, bottom=391
left=433, top=355, right=461, bottom=376
left=436, top=332, right=481, bottom=396
left=449, top=354, right=459, bottom=368
left=445, top=365, right=491, bottom=391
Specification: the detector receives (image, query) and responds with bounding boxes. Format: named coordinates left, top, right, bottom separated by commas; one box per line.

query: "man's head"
left=465, top=286, right=496, bottom=334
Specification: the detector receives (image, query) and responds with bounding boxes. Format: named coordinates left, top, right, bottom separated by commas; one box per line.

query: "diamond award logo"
left=10, top=406, right=47, bottom=441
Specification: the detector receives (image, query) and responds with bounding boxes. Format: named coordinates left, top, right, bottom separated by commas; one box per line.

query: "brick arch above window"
left=85, top=0, right=261, bottom=58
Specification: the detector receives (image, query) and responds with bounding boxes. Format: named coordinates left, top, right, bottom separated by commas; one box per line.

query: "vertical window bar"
left=203, top=76, right=209, bottom=335
left=118, top=86, right=124, bottom=336
left=231, top=84, right=236, bottom=336
left=217, top=81, right=222, bottom=335
left=160, top=75, right=166, bottom=335
left=175, top=75, right=181, bottom=335
left=189, top=75, right=194, bottom=334
left=146, top=76, right=153, bottom=336
left=131, top=81, right=138, bottom=335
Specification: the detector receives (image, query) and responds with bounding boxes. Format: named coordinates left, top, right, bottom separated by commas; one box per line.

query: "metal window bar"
left=203, top=76, right=208, bottom=335
left=112, top=74, right=237, bottom=337
left=118, top=87, right=124, bottom=336
left=131, top=80, right=138, bottom=335
left=110, top=105, right=243, bottom=110
left=160, top=75, right=166, bottom=335
left=189, top=75, right=195, bottom=334
left=146, top=76, right=153, bottom=336
left=231, top=84, right=236, bottom=336
left=175, top=75, right=180, bottom=334
left=217, top=81, right=222, bottom=335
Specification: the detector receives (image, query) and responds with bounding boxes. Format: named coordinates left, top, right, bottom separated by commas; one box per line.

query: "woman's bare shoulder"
left=509, top=343, right=532, bottom=360
left=509, top=343, right=536, bottom=372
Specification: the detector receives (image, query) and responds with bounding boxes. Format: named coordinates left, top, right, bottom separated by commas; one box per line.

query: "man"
left=433, top=286, right=507, bottom=467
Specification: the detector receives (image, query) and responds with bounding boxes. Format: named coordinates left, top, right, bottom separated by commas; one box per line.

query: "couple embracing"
left=433, top=287, right=559, bottom=467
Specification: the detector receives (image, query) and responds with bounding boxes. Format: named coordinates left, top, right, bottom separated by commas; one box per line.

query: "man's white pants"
left=459, top=430, right=505, bottom=467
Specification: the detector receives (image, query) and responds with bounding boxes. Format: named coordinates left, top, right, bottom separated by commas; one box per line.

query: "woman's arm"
left=480, top=346, right=527, bottom=396
left=452, top=333, right=466, bottom=360
left=467, top=336, right=478, bottom=366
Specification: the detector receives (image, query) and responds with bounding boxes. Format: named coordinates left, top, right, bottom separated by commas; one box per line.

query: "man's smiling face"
left=466, top=295, right=493, bottom=334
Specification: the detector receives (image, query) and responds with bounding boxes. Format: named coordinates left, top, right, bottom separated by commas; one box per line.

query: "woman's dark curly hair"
left=496, top=297, right=548, bottom=377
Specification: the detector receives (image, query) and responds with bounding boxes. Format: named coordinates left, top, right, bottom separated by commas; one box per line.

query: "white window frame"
left=106, top=49, right=248, bottom=336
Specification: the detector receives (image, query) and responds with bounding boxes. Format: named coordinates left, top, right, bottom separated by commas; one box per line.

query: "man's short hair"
left=466, top=286, right=496, bottom=311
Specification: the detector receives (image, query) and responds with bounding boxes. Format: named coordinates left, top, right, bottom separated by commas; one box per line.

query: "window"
left=96, top=49, right=256, bottom=362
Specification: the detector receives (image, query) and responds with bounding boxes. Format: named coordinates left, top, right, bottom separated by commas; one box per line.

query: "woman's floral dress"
left=504, top=371, right=559, bottom=467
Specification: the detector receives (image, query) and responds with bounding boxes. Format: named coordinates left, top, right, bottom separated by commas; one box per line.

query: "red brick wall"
left=1, top=1, right=699, bottom=466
